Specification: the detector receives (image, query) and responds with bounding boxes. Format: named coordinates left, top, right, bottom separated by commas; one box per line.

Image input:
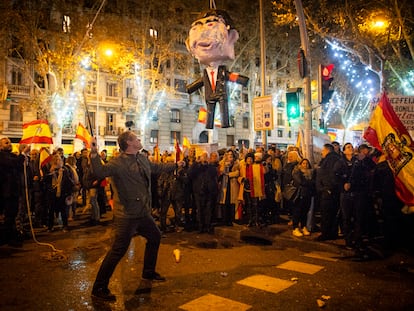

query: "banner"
left=364, top=93, right=414, bottom=211
left=20, top=120, right=53, bottom=144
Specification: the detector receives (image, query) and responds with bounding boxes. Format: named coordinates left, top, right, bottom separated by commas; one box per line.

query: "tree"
left=271, top=0, right=414, bottom=132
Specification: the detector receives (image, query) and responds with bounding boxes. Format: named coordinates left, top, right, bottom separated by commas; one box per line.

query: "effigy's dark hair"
left=196, top=9, right=235, bottom=29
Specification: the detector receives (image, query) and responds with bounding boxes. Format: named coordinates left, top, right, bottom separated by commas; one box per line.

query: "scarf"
left=52, top=168, right=63, bottom=197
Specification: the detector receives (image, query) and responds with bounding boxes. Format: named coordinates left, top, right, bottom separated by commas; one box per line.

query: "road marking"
left=276, top=260, right=324, bottom=274
left=179, top=293, right=251, bottom=311
left=303, top=251, right=339, bottom=262
left=236, top=274, right=295, bottom=294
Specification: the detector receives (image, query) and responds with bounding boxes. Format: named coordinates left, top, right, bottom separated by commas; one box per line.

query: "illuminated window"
left=63, top=15, right=71, bottom=33
left=106, top=113, right=115, bottom=134
left=149, top=28, right=158, bottom=39
left=150, top=130, right=158, bottom=144
left=170, top=109, right=180, bottom=123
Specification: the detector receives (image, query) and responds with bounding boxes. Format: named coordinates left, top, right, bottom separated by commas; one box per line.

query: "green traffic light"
left=286, top=91, right=300, bottom=119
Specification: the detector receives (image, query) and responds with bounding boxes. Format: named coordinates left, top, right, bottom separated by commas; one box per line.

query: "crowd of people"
left=0, top=134, right=412, bottom=258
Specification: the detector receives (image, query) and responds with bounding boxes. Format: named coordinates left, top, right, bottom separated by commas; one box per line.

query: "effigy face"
left=186, top=14, right=239, bottom=66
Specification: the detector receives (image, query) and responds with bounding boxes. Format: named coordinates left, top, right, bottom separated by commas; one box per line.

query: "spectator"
left=291, top=158, right=315, bottom=237
left=315, top=143, right=341, bottom=241
left=334, top=143, right=375, bottom=250
left=188, top=151, right=218, bottom=233
left=0, top=137, right=29, bottom=246
left=28, top=148, right=45, bottom=227
left=43, top=154, right=74, bottom=232
left=281, top=150, right=302, bottom=222
left=218, top=150, right=240, bottom=226
left=65, top=155, right=80, bottom=221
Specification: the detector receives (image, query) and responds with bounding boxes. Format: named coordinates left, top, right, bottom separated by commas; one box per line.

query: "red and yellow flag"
left=20, top=120, right=53, bottom=144
left=75, top=123, right=91, bottom=148
left=39, top=147, right=52, bottom=168
left=174, top=136, right=182, bottom=162
left=198, top=107, right=207, bottom=124
left=182, top=136, right=191, bottom=149
left=364, top=92, right=414, bottom=210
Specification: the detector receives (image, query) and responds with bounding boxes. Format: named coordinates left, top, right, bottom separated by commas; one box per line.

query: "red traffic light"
left=322, top=64, right=334, bottom=80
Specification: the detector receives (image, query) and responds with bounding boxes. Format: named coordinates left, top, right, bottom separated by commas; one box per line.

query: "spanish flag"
left=20, top=120, right=53, bottom=144
left=75, top=123, right=91, bottom=148
left=39, top=147, right=52, bottom=168
left=364, top=92, right=414, bottom=211
left=198, top=107, right=207, bottom=124
left=182, top=136, right=191, bottom=149
left=174, top=136, right=182, bottom=162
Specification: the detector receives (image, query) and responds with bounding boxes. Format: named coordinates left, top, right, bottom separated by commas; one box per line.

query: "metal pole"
left=259, top=0, right=267, bottom=149
left=96, top=68, right=99, bottom=145
left=294, top=0, right=313, bottom=163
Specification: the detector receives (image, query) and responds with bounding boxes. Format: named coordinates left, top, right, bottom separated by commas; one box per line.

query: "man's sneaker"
left=142, top=272, right=166, bottom=282
left=292, top=228, right=303, bottom=237
left=302, top=227, right=311, bottom=236
left=91, top=287, right=116, bottom=301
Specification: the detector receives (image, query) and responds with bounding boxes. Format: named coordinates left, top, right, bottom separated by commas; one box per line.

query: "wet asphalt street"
left=1, top=209, right=414, bottom=311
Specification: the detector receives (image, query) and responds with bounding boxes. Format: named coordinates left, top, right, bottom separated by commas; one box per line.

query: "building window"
left=106, top=113, right=115, bottom=134
left=226, top=135, right=234, bottom=147
left=242, top=116, right=249, bottom=129
left=277, top=129, right=283, bottom=137
left=86, top=112, right=95, bottom=132
left=243, top=93, right=249, bottom=103
left=63, top=15, right=71, bottom=33
left=149, top=110, right=158, bottom=121
left=170, top=131, right=181, bottom=144
left=268, top=130, right=272, bottom=137
left=9, top=104, right=22, bottom=121
left=150, top=130, right=159, bottom=144
left=288, top=130, right=292, bottom=138
left=149, top=28, right=158, bottom=39
left=170, top=109, right=180, bottom=123
left=106, top=82, right=118, bottom=97
left=11, top=70, right=22, bottom=85
left=125, top=79, right=134, bottom=98
left=277, top=112, right=285, bottom=126
left=87, top=80, right=96, bottom=95
left=174, top=79, right=186, bottom=93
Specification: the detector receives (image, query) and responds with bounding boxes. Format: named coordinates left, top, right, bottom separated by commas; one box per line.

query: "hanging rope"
left=73, top=0, right=107, bottom=57
left=210, top=0, right=216, bottom=9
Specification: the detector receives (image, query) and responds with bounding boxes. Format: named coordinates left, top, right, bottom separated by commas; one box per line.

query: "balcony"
left=8, top=84, right=31, bottom=97
left=2, top=120, right=23, bottom=132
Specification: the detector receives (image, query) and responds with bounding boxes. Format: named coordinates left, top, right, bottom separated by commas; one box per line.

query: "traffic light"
left=318, top=64, right=334, bottom=105
left=286, top=90, right=300, bottom=120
